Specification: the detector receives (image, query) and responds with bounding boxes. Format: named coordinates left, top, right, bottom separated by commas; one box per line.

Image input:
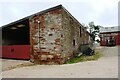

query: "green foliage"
left=65, top=52, right=102, bottom=64
left=87, top=22, right=102, bottom=41
left=96, top=39, right=100, bottom=43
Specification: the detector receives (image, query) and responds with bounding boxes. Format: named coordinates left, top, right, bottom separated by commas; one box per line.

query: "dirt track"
left=2, top=46, right=118, bottom=78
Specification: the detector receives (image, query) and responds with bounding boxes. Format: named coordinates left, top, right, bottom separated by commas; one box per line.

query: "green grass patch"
left=65, top=51, right=102, bottom=64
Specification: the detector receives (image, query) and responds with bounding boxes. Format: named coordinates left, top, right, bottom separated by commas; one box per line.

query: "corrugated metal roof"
left=100, top=26, right=120, bottom=33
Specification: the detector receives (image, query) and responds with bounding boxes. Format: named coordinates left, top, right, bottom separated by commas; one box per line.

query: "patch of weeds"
left=65, top=51, right=102, bottom=64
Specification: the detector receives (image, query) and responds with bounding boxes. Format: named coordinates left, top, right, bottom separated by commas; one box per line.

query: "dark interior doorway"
left=2, top=19, right=30, bottom=45
left=1, top=19, right=30, bottom=59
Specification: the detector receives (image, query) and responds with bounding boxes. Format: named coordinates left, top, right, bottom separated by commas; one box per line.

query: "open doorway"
left=2, top=19, right=30, bottom=45
left=1, top=19, right=30, bottom=59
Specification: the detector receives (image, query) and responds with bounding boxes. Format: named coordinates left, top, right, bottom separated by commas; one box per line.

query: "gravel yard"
left=1, top=59, right=34, bottom=71
left=1, top=46, right=118, bottom=78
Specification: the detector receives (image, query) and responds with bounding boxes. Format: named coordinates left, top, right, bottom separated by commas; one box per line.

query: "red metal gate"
left=1, top=45, right=30, bottom=59
left=115, top=34, right=120, bottom=45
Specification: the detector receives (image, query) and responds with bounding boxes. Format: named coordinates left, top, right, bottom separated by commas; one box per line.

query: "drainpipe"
left=37, top=20, right=40, bottom=52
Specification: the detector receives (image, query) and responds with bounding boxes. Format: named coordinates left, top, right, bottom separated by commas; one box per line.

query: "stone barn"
left=1, top=5, right=91, bottom=64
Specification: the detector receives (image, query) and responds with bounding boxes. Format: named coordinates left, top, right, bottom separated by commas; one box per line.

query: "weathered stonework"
left=1, top=5, right=92, bottom=62
left=29, top=5, right=91, bottom=64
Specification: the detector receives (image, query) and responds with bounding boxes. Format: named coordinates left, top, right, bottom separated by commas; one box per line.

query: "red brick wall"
left=100, top=32, right=120, bottom=46
left=29, top=9, right=64, bottom=64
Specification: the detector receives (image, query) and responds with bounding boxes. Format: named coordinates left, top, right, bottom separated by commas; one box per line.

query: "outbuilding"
left=1, top=5, right=91, bottom=64
left=100, top=26, right=120, bottom=46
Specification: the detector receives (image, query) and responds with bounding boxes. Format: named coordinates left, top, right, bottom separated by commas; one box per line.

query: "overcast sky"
left=0, top=0, right=119, bottom=27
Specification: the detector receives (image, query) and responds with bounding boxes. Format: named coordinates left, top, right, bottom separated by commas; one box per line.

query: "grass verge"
left=65, top=51, right=102, bottom=64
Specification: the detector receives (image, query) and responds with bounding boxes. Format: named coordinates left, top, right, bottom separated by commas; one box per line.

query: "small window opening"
left=80, top=26, right=82, bottom=37
left=49, top=34, right=53, bottom=36
left=73, top=39, right=75, bottom=46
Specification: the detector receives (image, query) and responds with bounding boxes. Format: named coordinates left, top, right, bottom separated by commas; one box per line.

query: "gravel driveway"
left=1, top=46, right=118, bottom=78
left=1, top=59, right=34, bottom=71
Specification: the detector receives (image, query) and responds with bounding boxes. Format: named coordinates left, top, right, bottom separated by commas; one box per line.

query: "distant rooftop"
left=100, top=26, right=120, bottom=33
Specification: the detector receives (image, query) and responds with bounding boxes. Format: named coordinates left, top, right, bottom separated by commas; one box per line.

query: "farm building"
left=100, top=26, right=120, bottom=46
left=1, top=5, right=92, bottom=64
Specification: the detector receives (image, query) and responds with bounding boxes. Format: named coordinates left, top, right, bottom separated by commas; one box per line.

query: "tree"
left=96, top=39, right=100, bottom=43
left=86, top=22, right=102, bottom=42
